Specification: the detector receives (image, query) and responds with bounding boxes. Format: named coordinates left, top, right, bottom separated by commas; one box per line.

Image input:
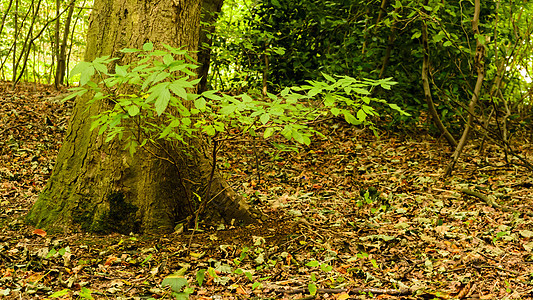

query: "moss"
left=72, top=197, right=96, bottom=232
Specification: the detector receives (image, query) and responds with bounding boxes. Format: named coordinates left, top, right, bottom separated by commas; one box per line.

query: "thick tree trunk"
left=26, top=0, right=255, bottom=234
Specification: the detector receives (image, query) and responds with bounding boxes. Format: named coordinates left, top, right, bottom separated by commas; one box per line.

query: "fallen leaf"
left=33, top=229, right=47, bottom=237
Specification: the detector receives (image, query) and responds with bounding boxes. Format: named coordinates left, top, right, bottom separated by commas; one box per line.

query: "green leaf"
left=160, top=124, right=173, bottom=139
left=353, top=88, right=370, bottom=95
left=411, top=31, right=421, bottom=39
left=182, top=118, right=191, bottom=126
left=50, top=289, right=70, bottom=298
left=324, top=94, right=335, bottom=106
left=70, top=61, right=92, bottom=78
left=302, top=136, right=311, bottom=146
left=292, top=130, right=305, bottom=144
left=322, top=73, right=335, bottom=82
left=244, top=271, right=253, bottom=281
left=308, top=88, right=322, bottom=97
left=79, top=287, right=94, bottom=300
left=163, top=54, right=174, bottom=65
left=204, top=125, right=216, bottom=136
left=252, top=282, right=261, bottom=290
left=320, top=264, right=333, bottom=272
left=433, top=33, right=445, bottom=43
left=330, top=107, right=340, bottom=116
left=344, top=112, right=360, bottom=125
left=202, top=90, right=222, bottom=100
left=196, top=269, right=206, bottom=286
left=308, top=283, right=317, bottom=296
left=115, top=64, right=129, bottom=77
left=264, top=127, right=275, bottom=139
left=306, top=260, right=320, bottom=267
left=281, top=125, right=293, bottom=140
left=93, top=62, right=108, bottom=74
left=371, top=259, right=378, bottom=268
left=241, top=93, right=253, bottom=103
left=194, top=97, right=206, bottom=110
left=161, top=275, right=188, bottom=293
left=153, top=72, right=170, bottom=83
left=357, top=109, right=367, bottom=121
left=220, top=104, right=236, bottom=115
left=79, top=66, right=95, bottom=86
left=169, top=81, right=188, bottom=99
left=143, top=42, right=154, bottom=51
left=127, top=105, right=140, bottom=117
left=46, top=248, right=57, bottom=259
left=154, top=87, right=171, bottom=116
left=260, top=113, right=270, bottom=125
left=63, top=88, right=88, bottom=101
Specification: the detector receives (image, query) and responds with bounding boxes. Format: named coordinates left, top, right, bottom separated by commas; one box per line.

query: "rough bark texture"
left=27, top=0, right=255, bottom=234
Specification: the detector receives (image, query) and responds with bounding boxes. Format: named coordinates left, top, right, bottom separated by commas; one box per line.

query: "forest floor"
left=1, top=82, right=533, bottom=300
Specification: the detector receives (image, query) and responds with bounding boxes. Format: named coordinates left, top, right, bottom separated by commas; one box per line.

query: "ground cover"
left=1, top=82, right=533, bottom=299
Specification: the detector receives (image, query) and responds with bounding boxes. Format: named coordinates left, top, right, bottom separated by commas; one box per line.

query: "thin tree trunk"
left=66, top=0, right=88, bottom=83
left=55, top=0, right=76, bottom=88
left=444, top=0, right=485, bottom=177
left=197, top=0, right=223, bottom=93
left=378, top=7, right=399, bottom=79
left=53, top=0, right=60, bottom=87
left=14, top=0, right=74, bottom=87
left=12, top=0, right=19, bottom=84
left=13, top=0, right=42, bottom=88
left=421, top=17, right=457, bottom=148
left=0, top=0, right=14, bottom=39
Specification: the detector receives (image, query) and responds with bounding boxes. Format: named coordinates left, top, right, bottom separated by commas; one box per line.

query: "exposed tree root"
left=460, top=188, right=533, bottom=217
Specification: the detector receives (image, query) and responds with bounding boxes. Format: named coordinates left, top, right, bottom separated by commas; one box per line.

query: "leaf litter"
left=1, top=83, right=533, bottom=299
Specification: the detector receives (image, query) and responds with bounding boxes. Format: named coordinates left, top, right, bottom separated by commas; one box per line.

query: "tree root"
left=460, top=188, right=533, bottom=217
left=274, top=287, right=414, bottom=296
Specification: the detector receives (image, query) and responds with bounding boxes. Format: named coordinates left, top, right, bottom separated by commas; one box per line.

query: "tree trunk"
left=26, top=0, right=256, bottom=234
left=197, top=0, right=223, bottom=92
left=54, top=0, right=76, bottom=89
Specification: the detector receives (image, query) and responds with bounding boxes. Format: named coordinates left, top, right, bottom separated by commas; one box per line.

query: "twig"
left=473, top=264, right=520, bottom=276
left=0, top=124, right=28, bottom=136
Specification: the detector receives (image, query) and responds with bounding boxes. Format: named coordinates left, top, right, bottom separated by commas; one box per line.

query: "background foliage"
left=208, top=0, right=532, bottom=131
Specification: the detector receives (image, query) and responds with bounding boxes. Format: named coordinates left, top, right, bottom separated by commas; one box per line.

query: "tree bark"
left=27, top=0, right=256, bottom=234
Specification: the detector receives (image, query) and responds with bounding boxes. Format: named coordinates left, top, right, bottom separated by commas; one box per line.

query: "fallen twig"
left=0, top=124, right=28, bottom=136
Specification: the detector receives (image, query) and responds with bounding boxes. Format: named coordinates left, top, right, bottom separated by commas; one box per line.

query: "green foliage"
left=209, top=0, right=532, bottom=132
left=0, top=0, right=89, bottom=83
left=68, top=43, right=408, bottom=155
left=49, top=287, right=94, bottom=299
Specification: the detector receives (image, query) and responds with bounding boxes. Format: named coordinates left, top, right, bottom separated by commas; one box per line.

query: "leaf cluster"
left=67, top=43, right=408, bottom=155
